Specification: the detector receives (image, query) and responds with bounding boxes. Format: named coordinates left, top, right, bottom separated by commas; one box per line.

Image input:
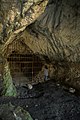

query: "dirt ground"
left=0, top=80, right=80, bottom=120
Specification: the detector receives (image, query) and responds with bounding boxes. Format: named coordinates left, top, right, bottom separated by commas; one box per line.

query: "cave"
left=0, top=0, right=80, bottom=120
left=7, top=51, right=44, bottom=85
left=5, top=39, right=45, bottom=86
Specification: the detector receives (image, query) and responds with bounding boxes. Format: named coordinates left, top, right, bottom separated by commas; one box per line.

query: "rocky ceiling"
left=0, top=0, right=80, bottom=62
left=0, top=0, right=80, bottom=96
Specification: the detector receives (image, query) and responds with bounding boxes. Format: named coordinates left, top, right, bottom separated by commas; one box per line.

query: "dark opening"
left=7, top=52, right=44, bottom=84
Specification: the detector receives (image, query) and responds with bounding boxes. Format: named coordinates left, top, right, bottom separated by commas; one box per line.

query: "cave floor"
left=0, top=80, right=80, bottom=120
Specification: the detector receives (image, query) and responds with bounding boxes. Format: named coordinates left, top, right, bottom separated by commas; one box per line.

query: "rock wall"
left=1, top=0, right=80, bottom=62
left=32, top=0, right=80, bottom=62
left=2, top=60, right=17, bottom=96
left=0, top=0, right=48, bottom=44
left=0, top=0, right=80, bottom=90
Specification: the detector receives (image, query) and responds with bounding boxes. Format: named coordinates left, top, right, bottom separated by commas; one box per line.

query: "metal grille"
left=7, top=52, right=44, bottom=84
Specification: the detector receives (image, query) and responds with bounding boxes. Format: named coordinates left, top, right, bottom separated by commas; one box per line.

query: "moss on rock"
left=2, top=60, right=17, bottom=96
left=0, top=103, right=33, bottom=120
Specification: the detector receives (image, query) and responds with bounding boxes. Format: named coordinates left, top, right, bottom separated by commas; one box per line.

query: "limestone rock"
left=0, top=104, right=33, bottom=120
left=2, top=60, right=17, bottom=96
left=0, top=0, right=80, bottom=91
left=27, top=84, right=33, bottom=90
left=69, top=87, right=75, bottom=93
left=0, top=0, right=48, bottom=43
left=1, top=0, right=80, bottom=62
left=33, top=0, right=80, bottom=62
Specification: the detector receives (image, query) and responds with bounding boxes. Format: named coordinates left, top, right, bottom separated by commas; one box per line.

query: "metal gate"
left=7, top=52, right=44, bottom=83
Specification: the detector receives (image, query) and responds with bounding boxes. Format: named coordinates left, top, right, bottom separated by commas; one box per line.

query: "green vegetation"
left=2, top=60, right=17, bottom=96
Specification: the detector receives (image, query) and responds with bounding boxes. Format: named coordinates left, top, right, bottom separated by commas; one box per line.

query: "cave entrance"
left=7, top=51, right=44, bottom=85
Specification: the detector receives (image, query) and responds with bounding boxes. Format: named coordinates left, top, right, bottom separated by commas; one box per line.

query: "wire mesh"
left=7, top=52, right=44, bottom=84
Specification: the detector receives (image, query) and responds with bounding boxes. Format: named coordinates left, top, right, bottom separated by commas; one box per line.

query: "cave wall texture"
left=32, top=0, right=80, bottom=62
left=0, top=0, right=80, bottom=92
left=0, top=0, right=80, bottom=62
